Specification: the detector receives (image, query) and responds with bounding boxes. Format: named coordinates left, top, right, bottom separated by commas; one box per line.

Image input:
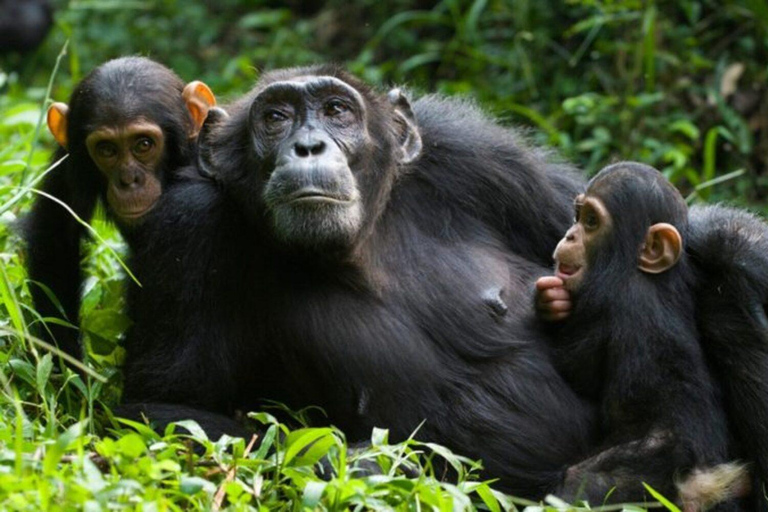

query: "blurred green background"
left=3, top=0, right=768, bottom=205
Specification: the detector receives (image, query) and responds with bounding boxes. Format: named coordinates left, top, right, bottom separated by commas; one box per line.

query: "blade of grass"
left=20, top=40, right=69, bottom=186
left=21, top=188, right=140, bottom=286
left=0, top=152, right=67, bottom=215
left=0, top=261, right=28, bottom=340
left=685, top=169, right=745, bottom=203
left=0, top=327, right=107, bottom=382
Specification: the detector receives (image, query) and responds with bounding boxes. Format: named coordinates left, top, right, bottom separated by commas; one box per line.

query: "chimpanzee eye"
left=582, top=210, right=600, bottom=230
left=573, top=202, right=583, bottom=224
left=133, top=137, right=154, bottom=154
left=264, top=109, right=289, bottom=123
left=324, top=99, right=349, bottom=117
left=95, top=141, right=117, bottom=159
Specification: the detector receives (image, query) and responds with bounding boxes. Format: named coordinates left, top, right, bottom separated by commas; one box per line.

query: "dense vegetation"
left=0, top=0, right=765, bottom=509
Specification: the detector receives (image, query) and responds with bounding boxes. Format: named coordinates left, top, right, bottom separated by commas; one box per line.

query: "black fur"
left=24, top=57, right=197, bottom=360
left=121, top=66, right=595, bottom=497
left=689, top=204, right=768, bottom=502
left=0, top=0, right=52, bottom=53
left=545, top=163, right=734, bottom=506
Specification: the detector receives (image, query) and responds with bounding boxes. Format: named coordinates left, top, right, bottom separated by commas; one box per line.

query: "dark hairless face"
left=553, top=192, right=612, bottom=292
left=552, top=163, right=684, bottom=294
left=85, top=119, right=166, bottom=221
left=46, top=60, right=216, bottom=226
left=249, top=77, right=373, bottom=248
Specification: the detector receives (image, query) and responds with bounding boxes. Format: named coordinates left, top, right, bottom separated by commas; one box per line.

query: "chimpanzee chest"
left=246, top=239, right=545, bottom=427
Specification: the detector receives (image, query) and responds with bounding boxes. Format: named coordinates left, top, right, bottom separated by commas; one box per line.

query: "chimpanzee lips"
left=114, top=204, right=155, bottom=220
left=555, top=262, right=582, bottom=281
left=286, top=188, right=352, bottom=205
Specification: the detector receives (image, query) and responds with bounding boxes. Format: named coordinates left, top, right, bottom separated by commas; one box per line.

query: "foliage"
left=0, top=0, right=764, bottom=508
left=0, top=402, right=518, bottom=511
left=6, top=0, right=767, bottom=205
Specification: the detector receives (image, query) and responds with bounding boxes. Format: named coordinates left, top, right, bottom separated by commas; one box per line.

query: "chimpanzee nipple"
left=482, top=287, right=508, bottom=321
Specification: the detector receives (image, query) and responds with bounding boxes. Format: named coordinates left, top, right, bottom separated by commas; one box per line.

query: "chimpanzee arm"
left=23, top=152, right=98, bottom=360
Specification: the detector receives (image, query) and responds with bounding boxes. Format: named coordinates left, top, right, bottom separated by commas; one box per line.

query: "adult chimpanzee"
left=535, top=163, right=744, bottom=509
left=121, top=65, right=598, bottom=498
left=687, top=204, right=768, bottom=501
left=0, top=0, right=52, bottom=54
left=24, top=56, right=216, bottom=360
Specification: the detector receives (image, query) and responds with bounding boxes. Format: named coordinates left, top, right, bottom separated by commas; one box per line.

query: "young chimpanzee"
left=24, top=56, right=216, bottom=360
left=535, top=162, right=744, bottom=509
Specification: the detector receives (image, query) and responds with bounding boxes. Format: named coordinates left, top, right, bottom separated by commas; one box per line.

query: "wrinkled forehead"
left=255, top=76, right=366, bottom=104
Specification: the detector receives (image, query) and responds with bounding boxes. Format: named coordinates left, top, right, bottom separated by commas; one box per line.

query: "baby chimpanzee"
left=536, top=162, right=744, bottom=510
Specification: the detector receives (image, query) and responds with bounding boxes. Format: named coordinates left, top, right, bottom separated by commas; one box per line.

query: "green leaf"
left=82, top=309, right=132, bottom=342
left=294, top=433, right=338, bottom=467
left=87, top=332, right=117, bottom=356
left=116, top=433, right=147, bottom=458
left=475, top=483, right=501, bottom=512
left=115, top=417, right=162, bottom=441
left=284, top=428, right=334, bottom=466
left=371, top=427, right=389, bottom=446
left=253, top=424, right=278, bottom=460
left=172, top=420, right=208, bottom=441
left=238, top=9, right=291, bottom=29
left=36, top=353, right=53, bottom=393
left=43, top=421, right=86, bottom=475
left=423, top=442, right=464, bottom=474
left=82, top=457, right=106, bottom=493
left=180, top=476, right=215, bottom=495
left=302, top=481, right=327, bottom=508
left=643, top=482, right=681, bottom=512
left=248, top=411, right=279, bottom=426
left=1, top=103, right=41, bottom=128
left=0, top=160, right=27, bottom=176
left=668, top=120, right=700, bottom=141
left=9, top=359, right=36, bottom=386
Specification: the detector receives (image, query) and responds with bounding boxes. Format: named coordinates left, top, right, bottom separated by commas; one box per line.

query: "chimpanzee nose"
left=293, top=139, right=326, bottom=158
left=119, top=168, right=145, bottom=188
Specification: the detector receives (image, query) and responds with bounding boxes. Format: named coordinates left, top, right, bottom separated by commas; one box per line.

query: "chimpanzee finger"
left=539, top=287, right=570, bottom=303
left=536, top=275, right=565, bottom=290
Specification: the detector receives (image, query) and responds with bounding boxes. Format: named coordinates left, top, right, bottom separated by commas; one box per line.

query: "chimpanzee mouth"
left=115, top=204, right=155, bottom=221
left=555, top=263, right=582, bottom=281
left=286, top=188, right=352, bottom=205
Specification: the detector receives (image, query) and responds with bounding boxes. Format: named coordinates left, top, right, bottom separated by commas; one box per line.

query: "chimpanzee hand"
left=535, top=276, right=572, bottom=322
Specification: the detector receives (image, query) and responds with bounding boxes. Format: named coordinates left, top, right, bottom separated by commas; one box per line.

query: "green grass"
left=0, top=0, right=764, bottom=508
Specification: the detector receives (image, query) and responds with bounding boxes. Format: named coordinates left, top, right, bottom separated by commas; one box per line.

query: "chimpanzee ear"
left=47, top=102, right=69, bottom=149
left=638, top=223, right=683, bottom=274
left=183, top=81, right=217, bottom=137
left=387, top=88, right=422, bottom=164
left=197, top=106, right=229, bottom=178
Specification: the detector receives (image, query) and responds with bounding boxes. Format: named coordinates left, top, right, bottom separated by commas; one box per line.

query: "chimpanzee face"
left=47, top=77, right=215, bottom=226
left=553, top=193, right=612, bottom=292
left=249, top=76, right=372, bottom=249
left=552, top=165, right=685, bottom=294
left=85, top=120, right=166, bottom=222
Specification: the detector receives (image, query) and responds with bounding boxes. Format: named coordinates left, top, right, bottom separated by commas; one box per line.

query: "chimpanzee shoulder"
left=400, top=95, right=583, bottom=265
